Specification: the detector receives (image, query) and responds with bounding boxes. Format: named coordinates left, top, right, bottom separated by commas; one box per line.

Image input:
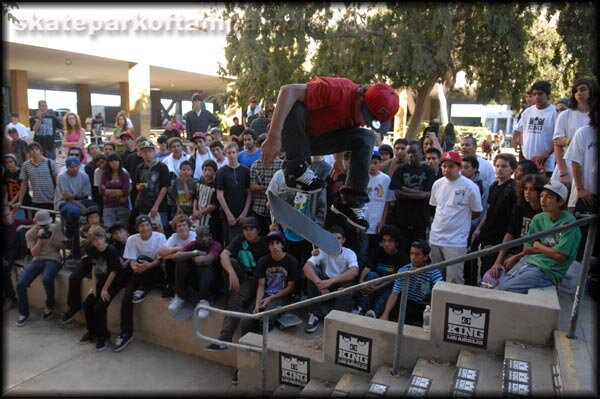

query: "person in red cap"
left=261, top=77, right=399, bottom=230
left=428, top=151, right=483, bottom=285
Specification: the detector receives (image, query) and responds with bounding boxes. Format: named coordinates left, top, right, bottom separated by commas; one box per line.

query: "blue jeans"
left=16, top=259, right=63, bottom=316
left=60, top=199, right=97, bottom=258
left=354, top=271, right=393, bottom=317
left=495, top=260, right=553, bottom=294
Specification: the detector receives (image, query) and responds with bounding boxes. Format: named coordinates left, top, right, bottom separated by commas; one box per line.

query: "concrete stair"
left=504, top=340, right=556, bottom=396
left=454, top=349, right=503, bottom=396
left=271, top=384, right=302, bottom=397
left=407, top=357, right=455, bottom=396
left=553, top=330, right=596, bottom=396
left=367, top=365, right=411, bottom=397
left=331, top=373, right=371, bottom=396
left=299, top=378, right=335, bottom=396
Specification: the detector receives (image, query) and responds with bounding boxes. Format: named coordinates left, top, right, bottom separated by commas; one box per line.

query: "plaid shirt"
left=250, top=158, right=283, bottom=217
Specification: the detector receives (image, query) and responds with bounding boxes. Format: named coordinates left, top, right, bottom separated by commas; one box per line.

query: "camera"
left=39, top=225, right=53, bottom=239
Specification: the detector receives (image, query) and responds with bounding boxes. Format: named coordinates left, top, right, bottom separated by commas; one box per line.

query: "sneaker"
left=16, top=314, right=29, bottom=327
left=3, top=298, right=17, bottom=312
left=42, top=307, right=54, bottom=320
left=232, top=369, right=239, bottom=385
left=205, top=343, right=228, bottom=352
left=351, top=306, right=364, bottom=316
left=168, top=295, right=185, bottom=312
left=365, top=310, right=377, bottom=318
left=79, top=332, right=95, bottom=344
left=161, top=287, right=174, bottom=299
left=286, top=167, right=323, bottom=193
left=132, top=290, right=147, bottom=304
left=197, top=299, right=210, bottom=319
left=330, top=198, right=368, bottom=231
left=60, top=308, right=79, bottom=324
left=96, top=340, right=108, bottom=352
left=113, top=334, right=133, bottom=352
left=305, top=313, right=319, bottom=333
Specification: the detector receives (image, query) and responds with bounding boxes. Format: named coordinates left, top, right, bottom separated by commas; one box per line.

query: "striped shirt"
left=19, top=158, right=58, bottom=203
left=392, top=264, right=443, bottom=303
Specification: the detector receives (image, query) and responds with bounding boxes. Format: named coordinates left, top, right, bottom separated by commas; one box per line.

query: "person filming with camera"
left=15, top=210, right=66, bottom=327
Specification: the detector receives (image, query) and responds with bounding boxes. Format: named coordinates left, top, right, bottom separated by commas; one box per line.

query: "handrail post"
left=261, top=313, right=270, bottom=393
left=391, top=276, right=409, bottom=376
left=567, top=222, right=597, bottom=338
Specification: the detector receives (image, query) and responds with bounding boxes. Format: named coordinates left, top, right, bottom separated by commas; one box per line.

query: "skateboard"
left=277, top=312, right=303, bottom=330
left=171, top=303, right=195, bottom=321
left=267, top=191, right=341, bottom=255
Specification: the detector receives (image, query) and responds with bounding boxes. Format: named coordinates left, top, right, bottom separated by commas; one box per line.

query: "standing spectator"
left=3, top=154, right=32, bottom=215
left=189, top=132, right=215, bottom=180
left=205, top=217, right=268, bottom=351
left=424, top=147, right=443, bottom=181
left=249, top=110, right=270, bottom=136
left=90, top=113, right=104, bottom=145
left=155, top=135, right=171, bottom=162
left=378, top=144, right=394, bottom=163
left=421, top=130, right=444, bottom=158
left=90, top=154, right=107, bottom=214
left=163, top=119, right=181, bottom=139
left=238, top=129, right=262, bottom=169
left=250, top=152, right=283, bottom=234
left=7, top=128, right=28, bottom=165
left=514, top=159, right=540, bottom=181
left=246, top=96, right=262, bottom=126
left=216, top=142, right=252, bottom=245
left=209, top=127, right=224, bottom=143
left=381, top=138, right=408, bottom=177
left=29, top=100, right=63, bottom=160
left=16, top=210, right=65, bottom=326
left=100, top=153, right=131, bottom=229
left=429, top=151, right=482, bottom=284
left=169, top=161, right=198, bottom=218
left=555, top=98, right=570, bottom=114
left=162, top=137, right=190, bottom=180
left=114, top=215, right=167, bottom=352
left=16, top=143, right=58, bottom=218
left=303, top=225, right=359, bottom=333
left=4, top=113, right=29, bottom=139
left=192, top=160, right=220, bottom=238
left=62, top=112, right=88, bottom=163
left=78, top=226, right=124, bottom=352
left=460, top=136, right=496, bottom=187
left=390, top=141, right=435, bottom=253
left=482, top=135, right=493, bottom=160
left=110, top=112, right=134, bottom=153
left=513, top=80, right=557, bottom=175
left=184, top=93, right=219, bottom=140
left=229, top=116, right=245, bottom=147
left=209, top=140, right=229, bottom=169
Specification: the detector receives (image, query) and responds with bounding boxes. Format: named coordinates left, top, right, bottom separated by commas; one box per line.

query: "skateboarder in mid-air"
left=261, top=76, right=399, bottom=231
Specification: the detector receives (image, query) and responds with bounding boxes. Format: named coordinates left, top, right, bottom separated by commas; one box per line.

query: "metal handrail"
left=194, top=214, right=597, bottom=391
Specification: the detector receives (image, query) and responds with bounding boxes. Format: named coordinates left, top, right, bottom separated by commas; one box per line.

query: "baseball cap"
left=542, top=181, right=568, bottom=201
left=441, top=151, right=462, bottom=165
left=372, top=150, right=381, bottom=160
left=362, top=83, right=399, bottom=134
left=119, top=131, right=134, bottom=140
left=265, top=231, right=285, bottom=245
left=139, top=140, right=155, bottom=150
left=65, top=156, right=81, bottom=167
left=2, top=153, right=18, bottom=163
left=241, top=216, right=260, bottom=230
left=192, top=132, right=207, bottom=142
left=135, top=214, right=152, bottom=227
left=34, top=210, right=52, bottom=226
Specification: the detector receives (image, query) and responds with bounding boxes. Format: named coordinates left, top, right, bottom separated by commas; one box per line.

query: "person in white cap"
left=15, top=210, right=65, bottom=327
left=494, top=181, right=582, bottom=293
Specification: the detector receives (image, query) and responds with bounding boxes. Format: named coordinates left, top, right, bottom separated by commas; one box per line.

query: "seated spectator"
left=303, top=225, right=359, bottom=334
left=7, top=127, right=28, bottom=165
left=113, top=215, right=167, bottom=352
left=158, top=214, right=197, bottom=299
left=3, top=154, right=32, bottom=217
left=205, top=217, right=268, bottom=351
left=99, top=153, right=131, bottom=229
left=55, top=156, right=97, bottom=260
left=352, top=225, right=408, bottom=318
left=155, top=135, right=171, bottom=162
left=16, top=210, right=66, bottom=326
left=170, top=225, right=223, bottom=315
left=79, top=226, right=124, bottom=352
left=494, top=182, right=581, bottom=293
left=169, top=160, right=198, bottom=218
left=240, top=231, right=299, bottom=335
left=380, top=240, right=443, bottom=325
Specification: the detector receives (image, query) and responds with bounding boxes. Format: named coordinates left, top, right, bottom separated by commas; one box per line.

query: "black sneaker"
left=79, top=332, right=95, bottom=344
left=205, top=343, right=228, bottom=352
left=42, top=307, right=54, bottom=320
left=61, top=308, right=79, bottom=324
left=96, top=340, right=108, bottom=352
left=330, top=198, right=368, bottom=231
left=131, top=290, right=147, bottom=304
left=16, top=314, right=29, bottom=327
left=113, top=334, right=133, bottom=352
left=285, top=167, right=323, bottom=193
left=305, top=313, right=319, bottom=333
left=232, top=369, right=239, bottom=385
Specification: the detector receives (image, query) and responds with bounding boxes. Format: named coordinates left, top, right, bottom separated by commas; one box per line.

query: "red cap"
left=441, top=151, right=463, bottom=165
left=192, top=132, right=207, bottom=141
left=119, top=131, right=134, bottom=140
left=362, top=83, right=399, bottom=133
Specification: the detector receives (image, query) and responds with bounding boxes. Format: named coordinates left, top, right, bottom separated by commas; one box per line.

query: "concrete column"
left=128, top=63, right=151, bottom=138
left=119, top=82, right=130, bottom=113
left=9, top=70, right=29, bottom=127
left=150, top=89, right=161, bottom=129
left=76, top=83, right=91, bottom=121
left=175, top=100, right=182, bottom=116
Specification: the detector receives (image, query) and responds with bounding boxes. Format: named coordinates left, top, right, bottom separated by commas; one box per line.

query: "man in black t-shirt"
left=134, top=141, right=171, bottom=230
left=205, top=217, right=268, bottom=351
left=241, top=231, right=299, bottom=335
left=29, top=100, right=62, bottom=160
left=229, top=116, right=245, bottom=146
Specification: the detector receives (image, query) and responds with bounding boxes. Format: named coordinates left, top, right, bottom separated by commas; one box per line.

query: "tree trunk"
left=405, top=79, right=437, bottom=141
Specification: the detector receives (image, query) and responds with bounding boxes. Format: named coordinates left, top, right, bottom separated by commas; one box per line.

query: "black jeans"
left=174, top=260, right=216, bottom=304
left=218, top=259, right=257, bottom=342
left=240, top=296, right=290, bottom=336
left=282, top=102, right=374, bottom=207
left=119, top=265, right=164, bottom=336
left=306, top=264, right=354, bottom=319
left=82, top=276, right=124, bottom=340
left=66, top=257, right=93, bottom=312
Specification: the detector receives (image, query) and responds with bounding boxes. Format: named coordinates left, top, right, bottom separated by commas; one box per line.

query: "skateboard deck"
left=267, top=191, right=341, bottom=255
left=171, top=303, right=195, bottom=321
left=277, top=312, right=303, bottom=329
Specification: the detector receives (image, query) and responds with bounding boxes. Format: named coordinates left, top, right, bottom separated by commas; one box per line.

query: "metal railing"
left=193, top=214, right=597, bottom=392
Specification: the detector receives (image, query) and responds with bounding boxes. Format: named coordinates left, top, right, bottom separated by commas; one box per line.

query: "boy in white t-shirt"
left=513, top=80, right=557, bottom=175
left=429, top=151, right=482, bottom=284
left=303, top=225, right=359, bottom=333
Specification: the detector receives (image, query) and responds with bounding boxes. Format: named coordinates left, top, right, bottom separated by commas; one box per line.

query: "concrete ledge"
left=18, top=268, right=238, bottom=367
left=554, top=330, right=597, bottom=396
